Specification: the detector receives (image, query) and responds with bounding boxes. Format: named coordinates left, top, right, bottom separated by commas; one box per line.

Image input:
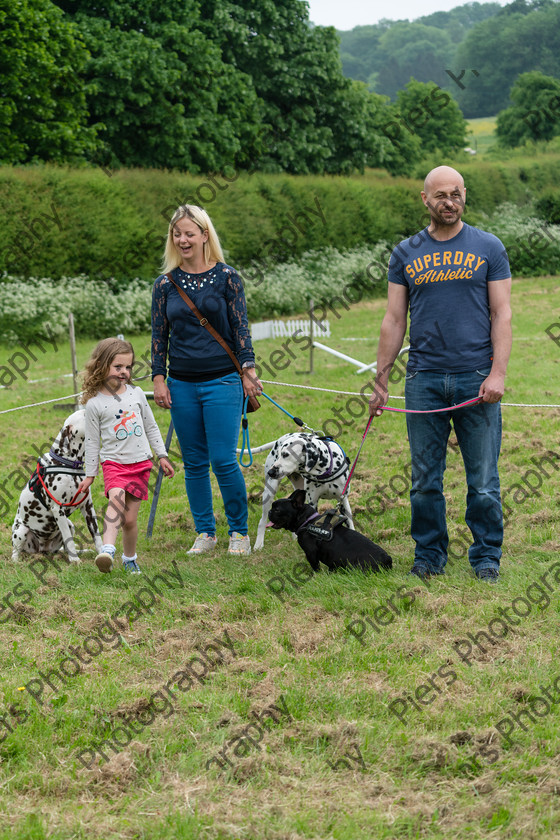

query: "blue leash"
left=238, top=391, right=324, bottom=468
left=239, top=396, right=253, bottom=467
left=260, top=391, right=320, bottom=433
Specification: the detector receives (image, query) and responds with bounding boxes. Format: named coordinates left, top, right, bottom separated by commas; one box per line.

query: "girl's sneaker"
left=95, top=552, right=114, bottom=573
left=122, top=555, right=142, bottom=574
left=188, top=533, right=217, bottom=554
left=96, top=544, right=116, bottom=573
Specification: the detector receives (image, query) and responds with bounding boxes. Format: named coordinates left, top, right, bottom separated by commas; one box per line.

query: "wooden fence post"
left=68, top=313, right=79, bottom=411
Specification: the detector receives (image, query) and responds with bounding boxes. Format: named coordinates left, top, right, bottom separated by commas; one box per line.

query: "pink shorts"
left=101, top=459, right=153, bottom=500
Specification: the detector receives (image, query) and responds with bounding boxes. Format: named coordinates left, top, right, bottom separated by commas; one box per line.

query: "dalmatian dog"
left=11, top=409, right=103, bottom=564
left=254, top=432, right=354, bottom=550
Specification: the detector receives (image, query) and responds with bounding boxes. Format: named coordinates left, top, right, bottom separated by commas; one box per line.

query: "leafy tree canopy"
left=395, top=79, right=467, bottom=155
left=453, top=0, right=560, bottom=117
left=1, top=0, right=440, bottom=175
left=54, top=0, right=262, bottom=172
left=496, top=71, right=560, bottom=146
left=375, top=23, right=454, bottom=99
left=51, top=0, right=421, bottom=175
left=0, top=0, right=97, bottom=164
left=338, top=4, right=501, bottom=97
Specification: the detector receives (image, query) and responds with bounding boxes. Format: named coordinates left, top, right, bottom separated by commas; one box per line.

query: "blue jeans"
left=404, top=369, right=502, bottom=575
left=167, top=373, right=248, bottom=536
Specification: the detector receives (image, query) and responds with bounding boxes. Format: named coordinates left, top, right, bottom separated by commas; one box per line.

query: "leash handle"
left=379, top=396, right=483, bottom=415
left=239, top=398, right=253, bottom=467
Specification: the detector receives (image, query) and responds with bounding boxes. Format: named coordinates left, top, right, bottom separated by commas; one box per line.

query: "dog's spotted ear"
left=304, top=443, right=319, bottom=471
left=289, top=489, right=306, bottom=509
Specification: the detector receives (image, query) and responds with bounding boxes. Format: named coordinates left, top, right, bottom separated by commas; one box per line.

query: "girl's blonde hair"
left=81, top=338, right=135, bottom=403
left=161, top=204, right=224, bottom=275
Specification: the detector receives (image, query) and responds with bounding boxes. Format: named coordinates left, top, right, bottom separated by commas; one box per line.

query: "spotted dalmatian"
left=254, top=432, right=354, bottom=550
left=11, top=409, right=103, bottom=564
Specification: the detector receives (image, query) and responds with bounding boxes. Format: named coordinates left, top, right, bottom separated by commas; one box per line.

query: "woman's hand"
left=153, top=374, right=172, bottom=409
left=241, top=367, right=263, bottom=399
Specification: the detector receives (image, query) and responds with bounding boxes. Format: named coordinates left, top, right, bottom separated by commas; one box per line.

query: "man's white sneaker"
left=187, top=533, right=217, bottom=554
left=228, top=532, right=251, bottom=555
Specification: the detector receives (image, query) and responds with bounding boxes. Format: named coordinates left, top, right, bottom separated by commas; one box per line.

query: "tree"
left=496, top=71, right=560, bottom=146
left=337, top=9, right=502, bottom=100
left=199, top=0, right=419, bottom=175
left=0, top=0, right=96, bottom=164
left=395, top=79, right=467, bottom=155
left=54, top=0, right=262, bottom=172
left=376, top=23, right=454, bottom=100
left=49, top=0, right=423, bottom=175
left=417, top=3, right=502, bottom=41
left=453, top=0, right=560, bottom=117
left=338, top=24, right=384, bottom=83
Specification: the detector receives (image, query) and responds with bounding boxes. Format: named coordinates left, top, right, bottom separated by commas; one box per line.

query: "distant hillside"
left=337, top=0, right=560, bottom=118
left=338, top=2, right=502, bottom=99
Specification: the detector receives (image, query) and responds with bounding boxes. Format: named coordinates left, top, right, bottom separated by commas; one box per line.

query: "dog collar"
left=296, top=512, right=322, bottom=534
left=49, top=448, right=84, bottom=469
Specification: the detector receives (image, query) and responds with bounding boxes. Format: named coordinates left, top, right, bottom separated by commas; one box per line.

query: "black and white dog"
left=267, top=489, right=392, bottom=573
left=11, top=409, right=103, bottom=565
left=254, top=432, right=353, bottom=550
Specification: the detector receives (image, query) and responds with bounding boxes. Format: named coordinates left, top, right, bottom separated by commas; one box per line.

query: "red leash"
left=341, top=396, right=483, bottom=498
left=35, top=462, right=89, bottom=508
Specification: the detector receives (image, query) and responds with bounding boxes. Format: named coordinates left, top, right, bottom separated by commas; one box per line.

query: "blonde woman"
left=151, top=205, right=261, bottom=556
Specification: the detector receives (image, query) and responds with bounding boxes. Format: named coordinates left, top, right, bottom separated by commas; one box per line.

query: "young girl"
left=78, top=338, right=174, bottom=574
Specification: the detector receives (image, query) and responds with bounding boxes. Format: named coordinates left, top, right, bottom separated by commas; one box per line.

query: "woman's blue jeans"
left=404, top=369, right=503, bottom=575
left=167, top=373, right=248, bottom=536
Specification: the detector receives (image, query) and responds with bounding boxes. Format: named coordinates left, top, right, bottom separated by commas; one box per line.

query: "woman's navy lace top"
left=151, top=263, right=255, bottom=380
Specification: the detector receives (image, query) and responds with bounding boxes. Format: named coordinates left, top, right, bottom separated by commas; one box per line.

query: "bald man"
left=369, top=166, right=512, bottom=583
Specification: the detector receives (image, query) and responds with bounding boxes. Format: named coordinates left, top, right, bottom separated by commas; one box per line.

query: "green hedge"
left=2, top=157, right=560, bottom=281
left=2, top=203, right=559, bottom=342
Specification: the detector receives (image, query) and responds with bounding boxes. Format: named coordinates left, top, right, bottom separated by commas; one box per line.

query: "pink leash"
left=378, top=395, right=482, bottom=415
left=341, top=395, right=482, bottom=498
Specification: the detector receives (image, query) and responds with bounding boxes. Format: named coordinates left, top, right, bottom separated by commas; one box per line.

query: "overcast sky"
left=306, top=0, right=510, bottom=30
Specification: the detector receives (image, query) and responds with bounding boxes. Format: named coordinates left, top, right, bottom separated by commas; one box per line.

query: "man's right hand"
left=368, top=381, right=389, bottom=417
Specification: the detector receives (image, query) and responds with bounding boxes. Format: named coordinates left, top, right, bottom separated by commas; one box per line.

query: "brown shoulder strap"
left=165, top=272, right=242, bottom=374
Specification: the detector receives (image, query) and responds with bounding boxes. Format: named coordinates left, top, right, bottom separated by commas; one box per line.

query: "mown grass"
left=465, top=117, right=498, bottom=156
left=0, top=274, right=559, bottom=839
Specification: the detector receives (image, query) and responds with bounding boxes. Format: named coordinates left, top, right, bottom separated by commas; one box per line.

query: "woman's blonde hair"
left=81, top=338, right=135, bottom=403
left=161, top=204, right=224, bottom=275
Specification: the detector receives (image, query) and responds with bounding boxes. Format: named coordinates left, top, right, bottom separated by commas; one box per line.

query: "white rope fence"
left=259, top=380, right=560, bottom=409
left=0, top=393, right=82, bottom=414
left=2, top=382, right=560, bottom=415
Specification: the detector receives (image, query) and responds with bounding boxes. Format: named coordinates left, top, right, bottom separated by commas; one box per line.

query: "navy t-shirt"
left=388, top=223, right=510, bottom=371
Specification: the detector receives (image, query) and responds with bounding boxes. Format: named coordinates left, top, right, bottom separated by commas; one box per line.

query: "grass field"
left=0, top=274, right=559, bottom=839
left=465, top=117, right=498, bottom=156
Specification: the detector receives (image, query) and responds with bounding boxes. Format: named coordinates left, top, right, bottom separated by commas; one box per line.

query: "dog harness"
left=296, top=509, right=349, bottom=541
left=29, top=460, right=88, bottom=509
left=302, top=437, right=350, bottom=484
